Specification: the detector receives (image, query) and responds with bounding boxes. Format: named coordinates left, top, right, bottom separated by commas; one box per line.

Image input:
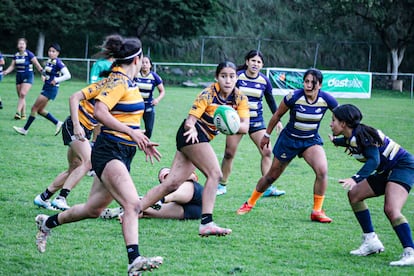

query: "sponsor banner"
left=267, top=68, right=372, bottom=98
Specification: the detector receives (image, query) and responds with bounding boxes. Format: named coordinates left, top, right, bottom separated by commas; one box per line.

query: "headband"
left=118, top=48, right=142, bottom=60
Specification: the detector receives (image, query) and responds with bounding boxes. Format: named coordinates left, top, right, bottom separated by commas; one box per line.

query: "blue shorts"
left=368, top=152, right=414, bottom=194
left=16, top=71, right=34, bottom=84
left=61, top=116, right=93, bottom=146
left=182, top=181, right=203, bottom=220
left=91, top=135, right=136, bottom=180
left=0, top=74, right=3, bottom=82
left=272, top=129, right=323, bottom=162
left=176, top=120, right=210, bottom=151
left=41, top=84, right=59, bottom=100
left=249, top=119, right=266, bottom=134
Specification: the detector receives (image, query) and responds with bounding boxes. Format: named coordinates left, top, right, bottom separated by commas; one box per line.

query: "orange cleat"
left=310, top=210, right=332, bottom=223
left=236, top=202, right=253, bottom=215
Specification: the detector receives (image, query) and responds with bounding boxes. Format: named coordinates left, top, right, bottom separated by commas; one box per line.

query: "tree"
left=1, top=1, right=93, bottom=57
left=324, top=0, right=414, bottom=79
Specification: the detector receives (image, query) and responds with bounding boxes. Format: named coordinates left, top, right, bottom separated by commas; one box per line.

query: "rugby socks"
left=45, top=214, right=60, bottom=229
left=58, top=189, right=70, bottom=199
left=40, top=188, right=54, bottom=201
left=351, top=201, right=374, bottom=233
left=23, top=115, right=36, bottom=130
left=392, top=216, right=414, bottom=248
left=41, top=112, right=58, bottom=125
left=201, top=213, right=213, bottom=225
left=247, top=189, right=263, bottom=206
left=127, top=245, right=140, bottom=264
left=219, top=180, right=228, bottom=186
left=312, top=194, right=325, bottom=211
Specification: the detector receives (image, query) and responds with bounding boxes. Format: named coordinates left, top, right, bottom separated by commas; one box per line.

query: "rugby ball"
left=213, top=105, right=240, bottom=135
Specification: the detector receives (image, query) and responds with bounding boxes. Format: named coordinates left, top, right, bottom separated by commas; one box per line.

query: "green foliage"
left=9, top=1, right=92, bottom=35
left=0, top=77, right=414, bottom=275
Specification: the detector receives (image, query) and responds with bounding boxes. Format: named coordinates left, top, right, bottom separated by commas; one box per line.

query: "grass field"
left=0, top=76, right=414, bottom=275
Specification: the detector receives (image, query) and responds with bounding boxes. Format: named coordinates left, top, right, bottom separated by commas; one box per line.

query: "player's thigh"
left=182, top=143, right=221, bottom=179
left=100, top=159, right=140, bottom=207
left=302, top=145, right=327, bottom=174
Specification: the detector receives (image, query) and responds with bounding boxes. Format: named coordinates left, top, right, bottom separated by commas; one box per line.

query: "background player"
left=217, top=50, right=284, bottom=197
left=13, top=43, right=71, bottom=136
left=134, top=55, right=165, bottom=138
left=3, top=38, right=43, bottom=120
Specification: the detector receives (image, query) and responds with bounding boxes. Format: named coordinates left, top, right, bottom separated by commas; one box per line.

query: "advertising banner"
left=267, top=68, right=372, bottom=98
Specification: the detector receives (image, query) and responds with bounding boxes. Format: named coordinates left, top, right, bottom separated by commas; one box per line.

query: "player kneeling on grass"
left=102, top=167, right=203, bottom=221
left=139, top=61, right=250, bottom=237
left=330, top=104, right=414, bottom=266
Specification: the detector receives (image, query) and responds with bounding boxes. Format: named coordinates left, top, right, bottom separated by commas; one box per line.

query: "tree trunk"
left=390, top=49, right=399, bottom=80
left=389, top=47, right=406, bottom=81
left=36, top=32, right=45, bottom=58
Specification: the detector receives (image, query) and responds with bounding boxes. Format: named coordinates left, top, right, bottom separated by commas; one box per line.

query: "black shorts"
left=61, top=116, right=93, bottom=146
left=91, top=135, right=137, bottom=179
left=176, top=120, right=209, bottom=151
left=182, top=181, right=203, bottom=220
left=367, top=153, right=414, bottom=194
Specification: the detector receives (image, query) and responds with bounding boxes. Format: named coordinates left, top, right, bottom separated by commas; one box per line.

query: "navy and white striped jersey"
left=284, top=89, right=338, bottom=138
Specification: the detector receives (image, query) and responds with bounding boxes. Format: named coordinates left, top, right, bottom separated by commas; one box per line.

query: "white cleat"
left=390, top=247, right=414, bottom=266
left=350, top=233, right=385, bottom=256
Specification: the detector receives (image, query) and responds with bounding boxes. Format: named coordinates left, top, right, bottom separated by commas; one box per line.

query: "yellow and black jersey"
left=78, top=78, right=109, bottom=130
left=95, top=67, right=145, bottom=146
left=189, top=83, right=249, bottom=140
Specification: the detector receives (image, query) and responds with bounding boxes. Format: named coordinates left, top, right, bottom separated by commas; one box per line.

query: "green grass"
left=0, top=76, right=414, bottom=275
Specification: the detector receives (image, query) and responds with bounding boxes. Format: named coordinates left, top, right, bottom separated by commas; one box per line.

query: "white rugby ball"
left=213, top=105, right=240, bottom=135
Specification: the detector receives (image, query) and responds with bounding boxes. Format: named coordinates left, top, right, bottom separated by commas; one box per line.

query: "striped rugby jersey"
left=189, top=83, right=249, bottom=140
left=284, top=89, right=338, bottom=138
left=43, top=58, right=66, bottom=86
left=14, top=50, right=35, bottom=73
left=78, top=79, right=109, bottom=130
left=346, top=129, right=407, bottom=174
left=236, top=70, right=276, bottom=124
left=134, top=71, right=163, bottom=108
left=95, top=67, right=145, bottom=146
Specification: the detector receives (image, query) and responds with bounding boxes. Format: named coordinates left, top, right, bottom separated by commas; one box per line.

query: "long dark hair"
left=237, top=49, right=264, bottom=71
left=98, top=34, right=142, bottom=77
left=333, top=104, right=383, bottom=147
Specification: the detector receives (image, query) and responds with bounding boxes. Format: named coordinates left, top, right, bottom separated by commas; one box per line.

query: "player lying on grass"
left=100, top=167, right=203, bottom=220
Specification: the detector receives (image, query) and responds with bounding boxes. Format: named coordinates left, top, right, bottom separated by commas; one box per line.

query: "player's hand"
left=276, top=121, right=283, bottom=134
left=338, top=178, right=357, bottom=190
left=143, top=141, right=161, bottom=164
left=260, top=136, right=270, bottom=149
left=184, top=126, right=199, bottom=144
left=151, top=98, right=159, bottom=106
left=131, top=129, right=150, bottom=151
left=73, top=124, right=86, bottom=141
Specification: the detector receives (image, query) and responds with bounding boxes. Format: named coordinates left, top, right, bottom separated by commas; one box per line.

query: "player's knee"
left=261, top=147, right=272, bottom=158
left=223, top=150, right=236, bottom=160
left=383, top=205, right=399, bottom=221
left=89, top=207, right=105, bottom=218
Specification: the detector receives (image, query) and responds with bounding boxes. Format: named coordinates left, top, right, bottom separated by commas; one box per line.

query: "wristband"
left=263, top=132, right=271, bottom=138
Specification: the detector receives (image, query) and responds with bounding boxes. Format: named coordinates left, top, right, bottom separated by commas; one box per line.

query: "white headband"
left=118, top=48, right=142, bottom=60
